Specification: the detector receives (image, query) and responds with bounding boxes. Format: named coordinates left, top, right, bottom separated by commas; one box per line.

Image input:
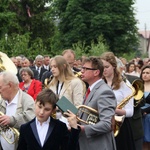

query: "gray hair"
left=19, top=67, right=34, bottom=79
left=0, top=71, right=19, bottom=85
left=35, top=55, right=44, bottom=60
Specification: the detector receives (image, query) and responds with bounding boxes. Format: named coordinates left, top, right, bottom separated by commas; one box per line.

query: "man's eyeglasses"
left=81, top=67, right=97, bottom=71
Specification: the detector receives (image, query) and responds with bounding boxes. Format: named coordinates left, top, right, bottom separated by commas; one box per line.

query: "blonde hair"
left=49, top=55, right=75, bottom=86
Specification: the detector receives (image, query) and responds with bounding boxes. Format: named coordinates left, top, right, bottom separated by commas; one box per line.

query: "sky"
left=134, top=0, right=150, bottom=31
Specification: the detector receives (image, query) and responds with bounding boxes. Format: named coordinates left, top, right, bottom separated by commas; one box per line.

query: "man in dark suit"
left=32, top=55, right=47, bottom=81
left=43, top=55, right=51, bottom=71
left=17, top=88, right=80, bottom=150
left=78, top=57, right=117, bottom=150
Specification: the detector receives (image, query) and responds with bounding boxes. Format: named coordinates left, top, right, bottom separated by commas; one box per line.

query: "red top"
left=19, top=79, right=42, bottom=100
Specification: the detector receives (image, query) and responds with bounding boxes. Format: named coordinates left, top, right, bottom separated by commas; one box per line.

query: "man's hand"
left=0, top=115, right=11, bottom=126
left=64, top=110, right=78, bottom=129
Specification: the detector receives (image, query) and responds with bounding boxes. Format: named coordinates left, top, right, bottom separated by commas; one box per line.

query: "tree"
left=0, top=0, right=19, bottom=36
left=53, top=0, right=139, bottom=55
left=0, top=0, right=55, bottom=57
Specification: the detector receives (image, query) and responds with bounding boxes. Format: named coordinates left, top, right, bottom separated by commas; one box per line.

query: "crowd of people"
left=0, top=50, right=150, bottom=150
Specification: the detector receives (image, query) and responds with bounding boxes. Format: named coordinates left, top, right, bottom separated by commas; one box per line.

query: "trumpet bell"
left=114, top=115, right=125, bottom=137
left=132, top=79, right=144, bottom=107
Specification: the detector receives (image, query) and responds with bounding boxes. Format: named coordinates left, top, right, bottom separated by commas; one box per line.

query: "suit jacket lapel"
left=84, top=80, right=104, bottom=105
left=30, top=120, right=41, bottom=147
left=59, top=81, right=71, bottom=98
left=79, top=80, right=104, bottom=119
left=44, top=117, right=55, bottom=145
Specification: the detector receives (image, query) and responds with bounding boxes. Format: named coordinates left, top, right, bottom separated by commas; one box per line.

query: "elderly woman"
left=19, top=67, right=42, bottom=100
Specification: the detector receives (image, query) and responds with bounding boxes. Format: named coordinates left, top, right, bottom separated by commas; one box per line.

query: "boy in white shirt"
left=17, top=88, right=80, bottom=150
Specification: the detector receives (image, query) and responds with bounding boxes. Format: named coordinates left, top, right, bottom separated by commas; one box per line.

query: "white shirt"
left=5, top=91, right=19, bottom=116
left=113, top=81, right=134, bottom=117
left=36, top=117, right=50, bottom=147
left=35, top=66, right=41, bottom=74
left=43, top=65, right=49, bottom=70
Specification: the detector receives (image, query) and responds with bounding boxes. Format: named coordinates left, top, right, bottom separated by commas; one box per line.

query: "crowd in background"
left=1, top=50, right=150, bottom=150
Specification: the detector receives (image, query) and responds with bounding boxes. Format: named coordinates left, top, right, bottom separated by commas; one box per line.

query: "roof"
left=138, top=30, right=150, bottom=39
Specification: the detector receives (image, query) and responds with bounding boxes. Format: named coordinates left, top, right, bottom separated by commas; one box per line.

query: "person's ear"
left=94, top=69, right=100, bottom=76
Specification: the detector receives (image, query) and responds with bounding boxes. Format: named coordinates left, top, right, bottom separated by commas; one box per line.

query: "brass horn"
left=76, top=105, right=99, bottom=125
left=0, top=112, right=19, bottom=144
left=74, top=71, right=82, bottom=78
left=132, top=79, right=144, bottom=107
left=0, top=52, right=17, bottom=74
left=44, top=75, right=53, bottom=88
left=114, top=79, right=144, bottom=137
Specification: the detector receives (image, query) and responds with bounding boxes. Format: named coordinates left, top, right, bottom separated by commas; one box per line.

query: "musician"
left=79, top=56, right=117, bottom=150
left=0, top=71, right=35, bottom=150
left=47, top=55, right=85, bottom=125
left=117, top=56, right=145, bottom=150
left=48, top=55, right=84, bottom=107
left=100, top=52, right=135, bottom=150
left=41, top=49, right=82, bottom=86
left=17, top=88, right=80, bottom=150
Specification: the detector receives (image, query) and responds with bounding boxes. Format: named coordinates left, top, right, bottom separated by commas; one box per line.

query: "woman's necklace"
left=23, top=80, right=32, bottom=92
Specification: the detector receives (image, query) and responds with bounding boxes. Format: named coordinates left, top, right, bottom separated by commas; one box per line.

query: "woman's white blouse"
left=113, top=81, right=134, bottom=117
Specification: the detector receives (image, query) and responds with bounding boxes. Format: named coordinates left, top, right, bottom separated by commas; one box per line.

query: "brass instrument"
left=0, top=52, right=17, bottom=74
left=132, top=79, right=144, bottom=107
left=114, top=79, right=144, bottom=137
left=74, top=71, right=82, bottom=78
left=76, top=105, right=99, bottom=125
left=76, top=105, right=125, bottom=137
left=0, top=112, right=19, bottom=144
left=44, top=75, right=53, bottom=88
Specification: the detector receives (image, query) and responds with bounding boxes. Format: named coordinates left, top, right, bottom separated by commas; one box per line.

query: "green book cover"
left=56, top=96, right=78, bottom=114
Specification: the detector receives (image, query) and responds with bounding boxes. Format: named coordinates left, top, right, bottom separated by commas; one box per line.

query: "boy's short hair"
left=36, top=89, right=59, bottom=109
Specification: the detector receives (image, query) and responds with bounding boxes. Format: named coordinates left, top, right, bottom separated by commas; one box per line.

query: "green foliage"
left=119, top=52, right=137, bottom=62
left=0, top=0, right=140, bottom=58
left=73, top=35, right=109, bottom=58
left=0, top=0, right=55, bottom=57
left=54, top=0, right=139, bottom=55
left=0, top=33, right=30, bottom=57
